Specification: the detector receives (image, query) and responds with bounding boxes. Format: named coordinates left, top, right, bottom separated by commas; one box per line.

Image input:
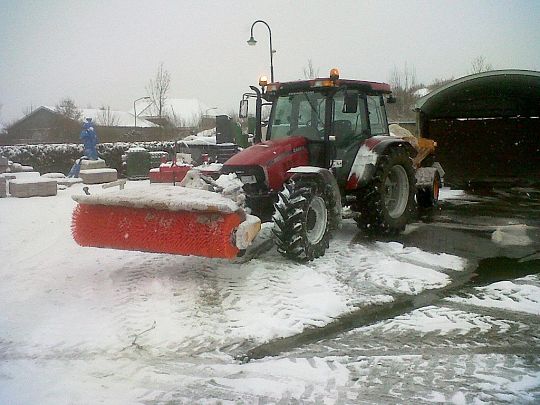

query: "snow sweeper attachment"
left=71, top=185, right=261, bottom=259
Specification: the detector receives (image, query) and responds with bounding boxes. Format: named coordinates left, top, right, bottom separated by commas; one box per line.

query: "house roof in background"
left=8, top=106, right=158, bottom=129
left=79, top=108, right=158, bottom=128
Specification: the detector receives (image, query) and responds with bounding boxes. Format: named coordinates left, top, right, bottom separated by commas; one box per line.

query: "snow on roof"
left=39, top=106, right=158, bottom=128
left=179, top=127, right=217, bottom=145
left=79, top=108, right=158, bottom=128
left=414, top=88, right=430, bottom=98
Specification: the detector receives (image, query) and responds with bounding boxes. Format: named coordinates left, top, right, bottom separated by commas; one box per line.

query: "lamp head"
left=247, top=36, right=257, bottom=46
left=258, top=75, right=268, bottom=87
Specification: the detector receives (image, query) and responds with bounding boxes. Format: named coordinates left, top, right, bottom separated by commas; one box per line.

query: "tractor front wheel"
left=272, top=179, right=333, bottom=261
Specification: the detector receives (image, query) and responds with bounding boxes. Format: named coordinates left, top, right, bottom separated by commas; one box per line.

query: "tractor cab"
left=241, top=68, right=394, bottom=185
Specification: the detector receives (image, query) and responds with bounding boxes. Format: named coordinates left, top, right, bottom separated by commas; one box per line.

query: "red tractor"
left=220, top=68, right=441, bottom=260
left=72, top=69, right=442, bottom=262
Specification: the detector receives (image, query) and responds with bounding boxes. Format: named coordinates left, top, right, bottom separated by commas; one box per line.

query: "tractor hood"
left=224, top=136, right=308, bottom=167
left=223, top=136, right=310, bottom=191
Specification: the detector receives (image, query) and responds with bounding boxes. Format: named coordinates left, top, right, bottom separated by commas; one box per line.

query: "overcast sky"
left=1, top=0, right=539, bottom=126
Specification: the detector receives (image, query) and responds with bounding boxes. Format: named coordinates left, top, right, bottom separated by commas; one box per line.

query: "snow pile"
left=491, top=224, right=533, bottom=246
left=181, top=135, right=217, bottom=145
left=389, top=123, right=414, bottom=138
left=209, top=356, right=349, bottom=400
left=447, top=279, right=540, bottom=315
left=362, top=305, right=512, bottom=335
left=414, top=87, right=430, bottom=98
left=72, top=184, right=240, bottom=213
left=196, top=127, right=217, bottom=137
left=179, top=127, right=218, bottom=145
left=314, top=236, right=467, bottom=297
left=439, top=187, right=467, bottom=200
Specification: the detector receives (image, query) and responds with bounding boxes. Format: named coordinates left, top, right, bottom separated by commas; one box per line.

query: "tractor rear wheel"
left=354, top=147, right=416, bottom=235
left=272, top=179, right=333, bottom=261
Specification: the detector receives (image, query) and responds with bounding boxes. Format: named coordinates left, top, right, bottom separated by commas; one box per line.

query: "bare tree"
left=470, top=56, right=493, bottom=74
left=387, top=63, right=419, bottom=121
left=55, top=97, right=82, bottom=120
left=146, top=62, right=171, bottom=118
left=52, top=97, right=82, bottom=141
left=168, top=110, right=188, bottom=128
left=22, top=103, right=35, bottom=116
left=97, top=106, right=120, bottom=126
left=303, top=59, right=319, bottom=79
left=428, top=77, right=455, bottom=92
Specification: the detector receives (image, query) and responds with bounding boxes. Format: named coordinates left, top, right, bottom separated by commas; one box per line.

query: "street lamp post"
left=205, top=107, right=217, bottom=116
left=247, top=20, right=275, bottom=82
left=133, top=96, right=150, bottom=127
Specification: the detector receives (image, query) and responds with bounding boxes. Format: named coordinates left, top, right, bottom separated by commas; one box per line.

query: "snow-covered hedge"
left=0, top=142, right=176, bottom=175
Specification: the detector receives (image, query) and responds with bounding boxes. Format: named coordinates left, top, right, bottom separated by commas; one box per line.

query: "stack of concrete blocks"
left=9, top=178, right=57, bottom=198
left=79, top=159, right=118, bottom=184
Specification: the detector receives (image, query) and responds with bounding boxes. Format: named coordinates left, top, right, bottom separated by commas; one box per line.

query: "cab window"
left=332, top=91, right=368, bottom=150
left=268, top=92, right=326, bottom=140
left=367, top=95, right=388, bottom=135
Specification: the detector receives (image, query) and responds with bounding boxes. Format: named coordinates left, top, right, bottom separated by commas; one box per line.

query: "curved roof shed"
left=414, top=70, right=540, bottom=186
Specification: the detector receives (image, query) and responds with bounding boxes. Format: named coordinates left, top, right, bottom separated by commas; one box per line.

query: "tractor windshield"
left=268, top=91, right=326, bottom=140
left=267, top=90, right=369, bottom=143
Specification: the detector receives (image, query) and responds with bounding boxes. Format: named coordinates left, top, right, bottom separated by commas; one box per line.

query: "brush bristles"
left=72, top=204, right=242, bottom=259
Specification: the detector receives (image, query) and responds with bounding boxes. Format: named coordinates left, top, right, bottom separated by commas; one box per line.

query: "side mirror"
left=342, top=92, right=358, bottom=113
left=239, top=99, right=248, bottom=118
left=386, top=95, right=397, bottom=104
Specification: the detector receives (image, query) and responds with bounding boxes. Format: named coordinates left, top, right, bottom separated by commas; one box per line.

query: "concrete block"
left=79, top=168, right=118, bottom=184
left=80, top=159, right=107, bottom=170
left=9, top=178, right=57, bottom=198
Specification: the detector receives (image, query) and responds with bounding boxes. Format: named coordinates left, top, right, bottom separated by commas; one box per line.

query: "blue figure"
left=80, top=118, right=99, bottom=160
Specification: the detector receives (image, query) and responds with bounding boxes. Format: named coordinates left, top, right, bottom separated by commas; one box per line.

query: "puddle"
left=470, top=256, right=540, bottom=287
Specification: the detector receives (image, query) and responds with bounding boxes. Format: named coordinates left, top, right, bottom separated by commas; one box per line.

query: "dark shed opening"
left=415, top=70, right=540, bottom=186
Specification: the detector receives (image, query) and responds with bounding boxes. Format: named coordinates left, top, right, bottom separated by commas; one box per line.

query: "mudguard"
left=346, top=136, right=416, bottom=190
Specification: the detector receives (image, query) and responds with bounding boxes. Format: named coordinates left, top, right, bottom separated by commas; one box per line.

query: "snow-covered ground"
left=0, top=182, right=538, bottom=404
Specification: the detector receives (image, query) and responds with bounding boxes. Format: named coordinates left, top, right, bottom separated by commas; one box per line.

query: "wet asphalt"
left=243, top=186, right=540, bottom=361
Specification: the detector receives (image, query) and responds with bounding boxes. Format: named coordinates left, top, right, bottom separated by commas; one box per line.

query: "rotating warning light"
left=259, top=75, right=269, bottom=87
